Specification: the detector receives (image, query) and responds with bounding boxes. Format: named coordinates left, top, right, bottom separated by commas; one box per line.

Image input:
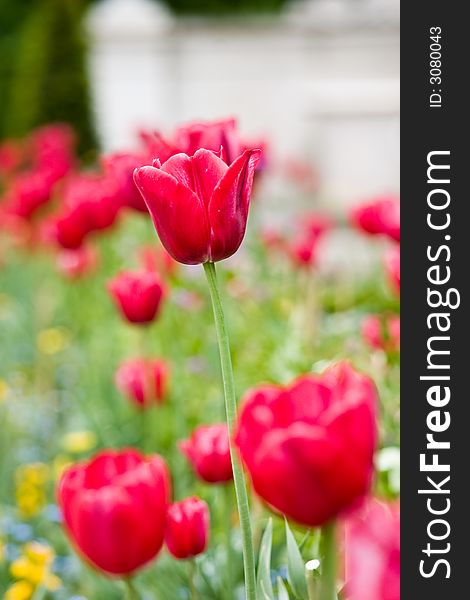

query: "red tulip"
left=57, top=449, right=170, bottom=576
left=362, top=315, right=400, bottom=352
left=351, top=196, right=400, bottom=242
left=0, top=139, right=22, bottom=175
left=115, top=358, right=169, bottom=408
left=108, top=270, right=165, bottom=325
left=345, top=499, right=400, bottom=600
left=2, top=169, right=58, bottom=220
left=235, top=362, right=377, bottom=527
left=140, top=118, right=244, bottom=166
left=102, top=152, right=148, bottom=213
left=173, top=117, right=242, bottom=165
left=30, top=123, right=76, bottom=181
left=133, top=148, right=261, bottom=264
left=165, top=497, right=210, bottom=559
left=287, top=212, right=332, bottom=268
left=56, top=245, right=99, bottom=280
left=384, top=245, right=400, bottom=295
left=138, top=130, right=176, bottom=164
left=49, top=173, right=121, bottom=249
left=289, top=237, right=318, bottom=268
left=179, top=424, right=232, bottom=484
left=49, top=205, right=89, bottom=250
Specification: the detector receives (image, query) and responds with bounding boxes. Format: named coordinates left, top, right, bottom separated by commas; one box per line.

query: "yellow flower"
left=4, top=580, right=34, bottom=600
left=36, top=327, right=70, bottom=355
left=24, top=541, right=54, bottom=567
left=62, top=430, right=97, bottom=454
left=9, top=542, right=61, bottom=596
left=15, top=464, right=49, bottom=519
left=16, top=464, right=49, bottom=486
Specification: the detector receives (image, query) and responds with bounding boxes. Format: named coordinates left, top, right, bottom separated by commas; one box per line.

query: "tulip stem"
left=189, top=558, right=198, bottom=600
left=124, top=578, right=139, bottom=600
left=319, top=521, right=337, bottom=600
left=203, top=261, right=257, bottom=600
left=223, top=484, right=234, bottom=600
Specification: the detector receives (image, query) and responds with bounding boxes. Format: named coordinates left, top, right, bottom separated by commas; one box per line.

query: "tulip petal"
left=192, top=148, right=228, bottom=209
left=134, top=166, right=210, bottom=264
left=208, top=148, right=261, bottom=261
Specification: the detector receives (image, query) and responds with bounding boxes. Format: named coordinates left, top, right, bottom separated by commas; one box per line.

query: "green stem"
left=319, top=521, right=337, bottom=600
left=203, top=261, right=257, bottom=600
left=223, top=484, right=234, bottom=600
left=124, top=578, right=139, bottom=600
left=189, top=559, right=198, bottom=600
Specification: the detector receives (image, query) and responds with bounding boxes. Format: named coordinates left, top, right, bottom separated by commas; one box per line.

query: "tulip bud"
left=108, top=270, right=165, bottom=325
left=115, top=358, right=169, bottom=408
left=57, top=449, right=170, bottom=575
left=165, top=497, right=210, bottom=559
left=179, top=424, right=232, bottom=484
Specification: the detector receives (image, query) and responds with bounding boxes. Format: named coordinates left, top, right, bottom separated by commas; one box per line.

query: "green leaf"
left=277, top=576, right=290, bottom=600
left=257, top=518, right=274, bottom=599
left=285, top=519, right=309, bottom=599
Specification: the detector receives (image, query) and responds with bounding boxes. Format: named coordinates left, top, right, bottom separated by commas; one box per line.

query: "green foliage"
left=257, top=519, right=274, bottom=599
left=285, top=520, right=309, bottom=599
left=0, top=211, right=400, bottom=597
left=163, top=0, right=289, bottom=16
left=1, top=0, right=97, bottom=156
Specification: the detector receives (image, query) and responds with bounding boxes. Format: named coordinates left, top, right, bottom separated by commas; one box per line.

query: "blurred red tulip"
left=351, top=196, right=400, bottom=243
left=345, top=499, right=400, bottom=600
left=235, top=362, right=377, bottom=527
left=287, top=213, right=332, bottom=268
left=56, top=245, right=99, bottom=279
left=289, top=237, right=318, bottom=267
left=102, top=152, right=148, bottom=213
left=115, top=358, right=169, bottom=408
left=385, top=245, right=400, bottom=295
left=2, top=169, right=59, bottom=220
left=173, top=117, right=242, bottom=165
left=134, top=148, right=260, bottom=264
left=362, top=315, right=400, bottom=352
left=0, top=139, right=22, bottom=175
left=179, top=424, right=232, bottom=484
left=49, top=173, right=121, bottom=249
left=57, top=449, right=170, bottom=576
left=108, top=270, right=165, bottom=325
left=139, top=130, right=180, bottom=165
left=165, top=497, right=210, bottom=559
left=30, top=123, right=76, bottom=181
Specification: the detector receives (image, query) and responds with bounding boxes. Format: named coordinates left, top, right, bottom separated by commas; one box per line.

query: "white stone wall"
left=86, top=0, right=399, bottom=211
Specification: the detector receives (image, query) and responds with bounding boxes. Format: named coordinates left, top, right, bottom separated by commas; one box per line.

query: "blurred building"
left=86, top=0, right=399, bottom=211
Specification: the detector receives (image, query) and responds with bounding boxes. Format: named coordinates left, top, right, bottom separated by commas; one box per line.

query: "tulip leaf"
left=277, top=576, right=290, bottom=600
left=285, top=519, right=309, bottom=599
left=257, top=518, right=275, bottom=600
